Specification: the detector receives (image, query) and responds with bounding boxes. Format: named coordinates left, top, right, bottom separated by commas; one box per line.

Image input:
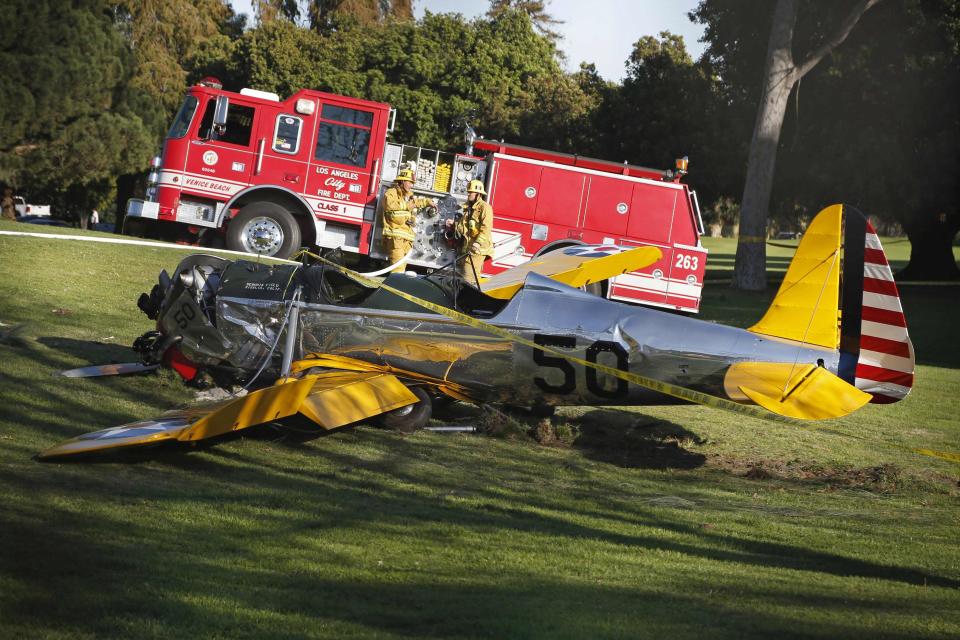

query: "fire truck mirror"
left=213, top=96, right=230, bottom=134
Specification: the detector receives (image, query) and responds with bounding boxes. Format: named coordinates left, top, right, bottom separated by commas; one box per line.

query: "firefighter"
left=446, top=179, right=494, bottom=286
left=381, top=169, right=436, bottom=272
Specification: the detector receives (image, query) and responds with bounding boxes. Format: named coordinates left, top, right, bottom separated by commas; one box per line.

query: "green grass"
left=700, top=235, right=930, bottom=280
left=1, top=221, right=958, bottom=639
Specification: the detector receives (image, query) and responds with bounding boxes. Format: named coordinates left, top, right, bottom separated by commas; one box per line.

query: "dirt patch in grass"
left=471, top=406, right=707, bottom=469
left=710, top=455, right=958, bottom=494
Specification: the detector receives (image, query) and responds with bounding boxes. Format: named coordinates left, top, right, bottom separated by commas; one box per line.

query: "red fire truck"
left=125, top=79, right=708, bottom=312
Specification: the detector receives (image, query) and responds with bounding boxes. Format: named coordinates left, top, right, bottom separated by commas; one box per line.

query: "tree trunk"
left=733, top=0, right=799, bottom=291
left=733, top=0, right=883, bottom=290
left=115, top=173, right=136, bottom=233
left=898, top=212, right=960, bottom=280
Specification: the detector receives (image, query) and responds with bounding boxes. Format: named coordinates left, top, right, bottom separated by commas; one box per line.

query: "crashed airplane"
left=39, top=204, right=914, bottom=460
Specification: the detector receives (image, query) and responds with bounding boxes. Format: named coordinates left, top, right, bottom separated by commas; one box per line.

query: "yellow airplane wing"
left=37, top=416, right=193, bottom=460
left=297, top=371, right=419, bottom=429
left=480, top=245, right=662, bottom=300
left=39, top=369, right=424, bottom=459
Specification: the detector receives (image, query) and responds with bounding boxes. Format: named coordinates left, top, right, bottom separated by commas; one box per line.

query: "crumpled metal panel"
left=158, top=290, right=236, bottom=367
left=298, top=305, right=516, bottom=401
left=216, top=296, right=288, bottom=370
left=206, top=269, right=840, bottom=409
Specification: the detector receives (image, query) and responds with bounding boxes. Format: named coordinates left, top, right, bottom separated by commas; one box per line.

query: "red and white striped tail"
left=853, top=222, right=914, bottom=403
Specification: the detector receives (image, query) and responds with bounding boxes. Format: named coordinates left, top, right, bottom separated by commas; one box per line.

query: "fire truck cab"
left=126, top=80, right=708, bottom=312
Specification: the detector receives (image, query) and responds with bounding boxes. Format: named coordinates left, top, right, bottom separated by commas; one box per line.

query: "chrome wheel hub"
left=392, top=403, right=415, bottom=417
left=240, top=216, right=283, bottom=255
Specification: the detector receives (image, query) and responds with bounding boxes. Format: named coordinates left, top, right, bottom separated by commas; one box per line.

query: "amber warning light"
left=675, top=156, right=689, bottom=175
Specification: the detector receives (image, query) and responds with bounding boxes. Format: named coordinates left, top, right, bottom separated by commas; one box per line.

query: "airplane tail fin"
left=747, top=204, right=914, bottom=404
left=837, top=208, right=915, bottom=403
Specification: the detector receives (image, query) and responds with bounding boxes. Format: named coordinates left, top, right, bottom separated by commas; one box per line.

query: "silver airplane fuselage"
left=283, top=274, right=836, bottom=408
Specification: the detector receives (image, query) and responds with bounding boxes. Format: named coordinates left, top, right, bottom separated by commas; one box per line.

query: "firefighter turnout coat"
left=381, top=185, right=433, bottom=243
left=455, top=198, right=494, bottom=258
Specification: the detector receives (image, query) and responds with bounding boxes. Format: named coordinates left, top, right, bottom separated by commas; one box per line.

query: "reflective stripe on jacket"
left=455, top=198, right=494, bottom=258
left=382, top=185, right=431, bottom=242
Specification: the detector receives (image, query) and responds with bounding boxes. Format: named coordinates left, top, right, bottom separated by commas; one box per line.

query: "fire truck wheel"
left=227, top=202, right=301, bottom=259
left=378, top=385, right=432, bottom=433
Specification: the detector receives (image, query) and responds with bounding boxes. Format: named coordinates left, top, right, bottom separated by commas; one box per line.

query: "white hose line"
left=0, top=230, right=299, bottom=264
left=353, top=249, right=414, bottom=277
left=0, top=229, right=416, bottom=275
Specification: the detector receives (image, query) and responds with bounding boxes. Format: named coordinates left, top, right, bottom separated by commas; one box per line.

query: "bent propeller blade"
left=59, top=363, right=161, bottom=378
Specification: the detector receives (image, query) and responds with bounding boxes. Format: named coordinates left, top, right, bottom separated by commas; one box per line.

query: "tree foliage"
left=0, top=0, right=154, bottom=215
left=310, top=0, right=413, bottom=31
left=487, top=0, right=562, bottom=40
left=209, top=8, right=589, bottom=150
left=3, top=0, right=956, bottom=281
left=694, top=0, right=959, bottom=280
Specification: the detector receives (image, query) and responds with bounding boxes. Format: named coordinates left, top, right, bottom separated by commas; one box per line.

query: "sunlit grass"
left=1, top=222, right=957, bottom=639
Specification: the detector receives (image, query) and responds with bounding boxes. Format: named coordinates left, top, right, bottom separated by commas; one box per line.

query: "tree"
left=487, top=0, right=562, bottom=40
left=309, top=0, right=414, bottom=32
left=216, top=8, right=588, bottom=151
left=114, top=0, right=232, bottom=131
left=0, top=0, right=154, bottom=219
left=253, top=0, right=302, bottom=25
left=773, top=0, right=960, bottom=279
left=696, top=0, right=883, bottom=290
left=696, top=0, right=959, bottom=280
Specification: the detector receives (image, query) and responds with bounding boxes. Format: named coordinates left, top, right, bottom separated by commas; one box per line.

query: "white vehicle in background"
left=14, top=196, right=51, bottom=217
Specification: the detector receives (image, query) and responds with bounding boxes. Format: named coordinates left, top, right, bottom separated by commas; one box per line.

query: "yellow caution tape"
left=295, top=249, right=800, bottom=426
left=912, top=448, right=960, bottom=464
left=292, top=250, right=960, bottom=464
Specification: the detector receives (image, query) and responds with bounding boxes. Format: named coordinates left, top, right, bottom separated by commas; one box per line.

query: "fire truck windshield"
left=167, top=96, right=198, bottom=139
left=199, top=101, right=255, bottom=147
left=315, top=104, right=373, bottom=168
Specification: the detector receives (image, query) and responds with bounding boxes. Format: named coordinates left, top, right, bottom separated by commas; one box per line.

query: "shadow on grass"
left=0, top=336, right=188, bottom=449
left=571, top=408, right=706, bottom=470
left=36, top=336, right=140, bottom=367
left=2, top=440, right=957, bottom=638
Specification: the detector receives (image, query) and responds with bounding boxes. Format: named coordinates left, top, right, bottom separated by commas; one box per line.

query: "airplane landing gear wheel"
left=227, top=202, right=301, bottom=259
left=378, top=386, right=432, bottom=433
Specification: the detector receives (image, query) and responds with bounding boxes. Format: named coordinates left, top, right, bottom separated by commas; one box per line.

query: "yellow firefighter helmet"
left=395, top=169, right=415, bottom=183
left=467, top=179, right=487, bottom=195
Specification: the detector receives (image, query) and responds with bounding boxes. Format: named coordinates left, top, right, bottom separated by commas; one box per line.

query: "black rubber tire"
left=226, top=202, right=301, bottom=259
left=379, top=386, right=432, bottom=433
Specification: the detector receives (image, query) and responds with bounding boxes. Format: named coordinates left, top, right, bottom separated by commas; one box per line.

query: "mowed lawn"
left=0, top=221, right=958, bottom=639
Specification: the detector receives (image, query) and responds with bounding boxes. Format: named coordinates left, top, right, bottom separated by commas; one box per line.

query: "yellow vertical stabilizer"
left=748, top=204, right=843, bottom=349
